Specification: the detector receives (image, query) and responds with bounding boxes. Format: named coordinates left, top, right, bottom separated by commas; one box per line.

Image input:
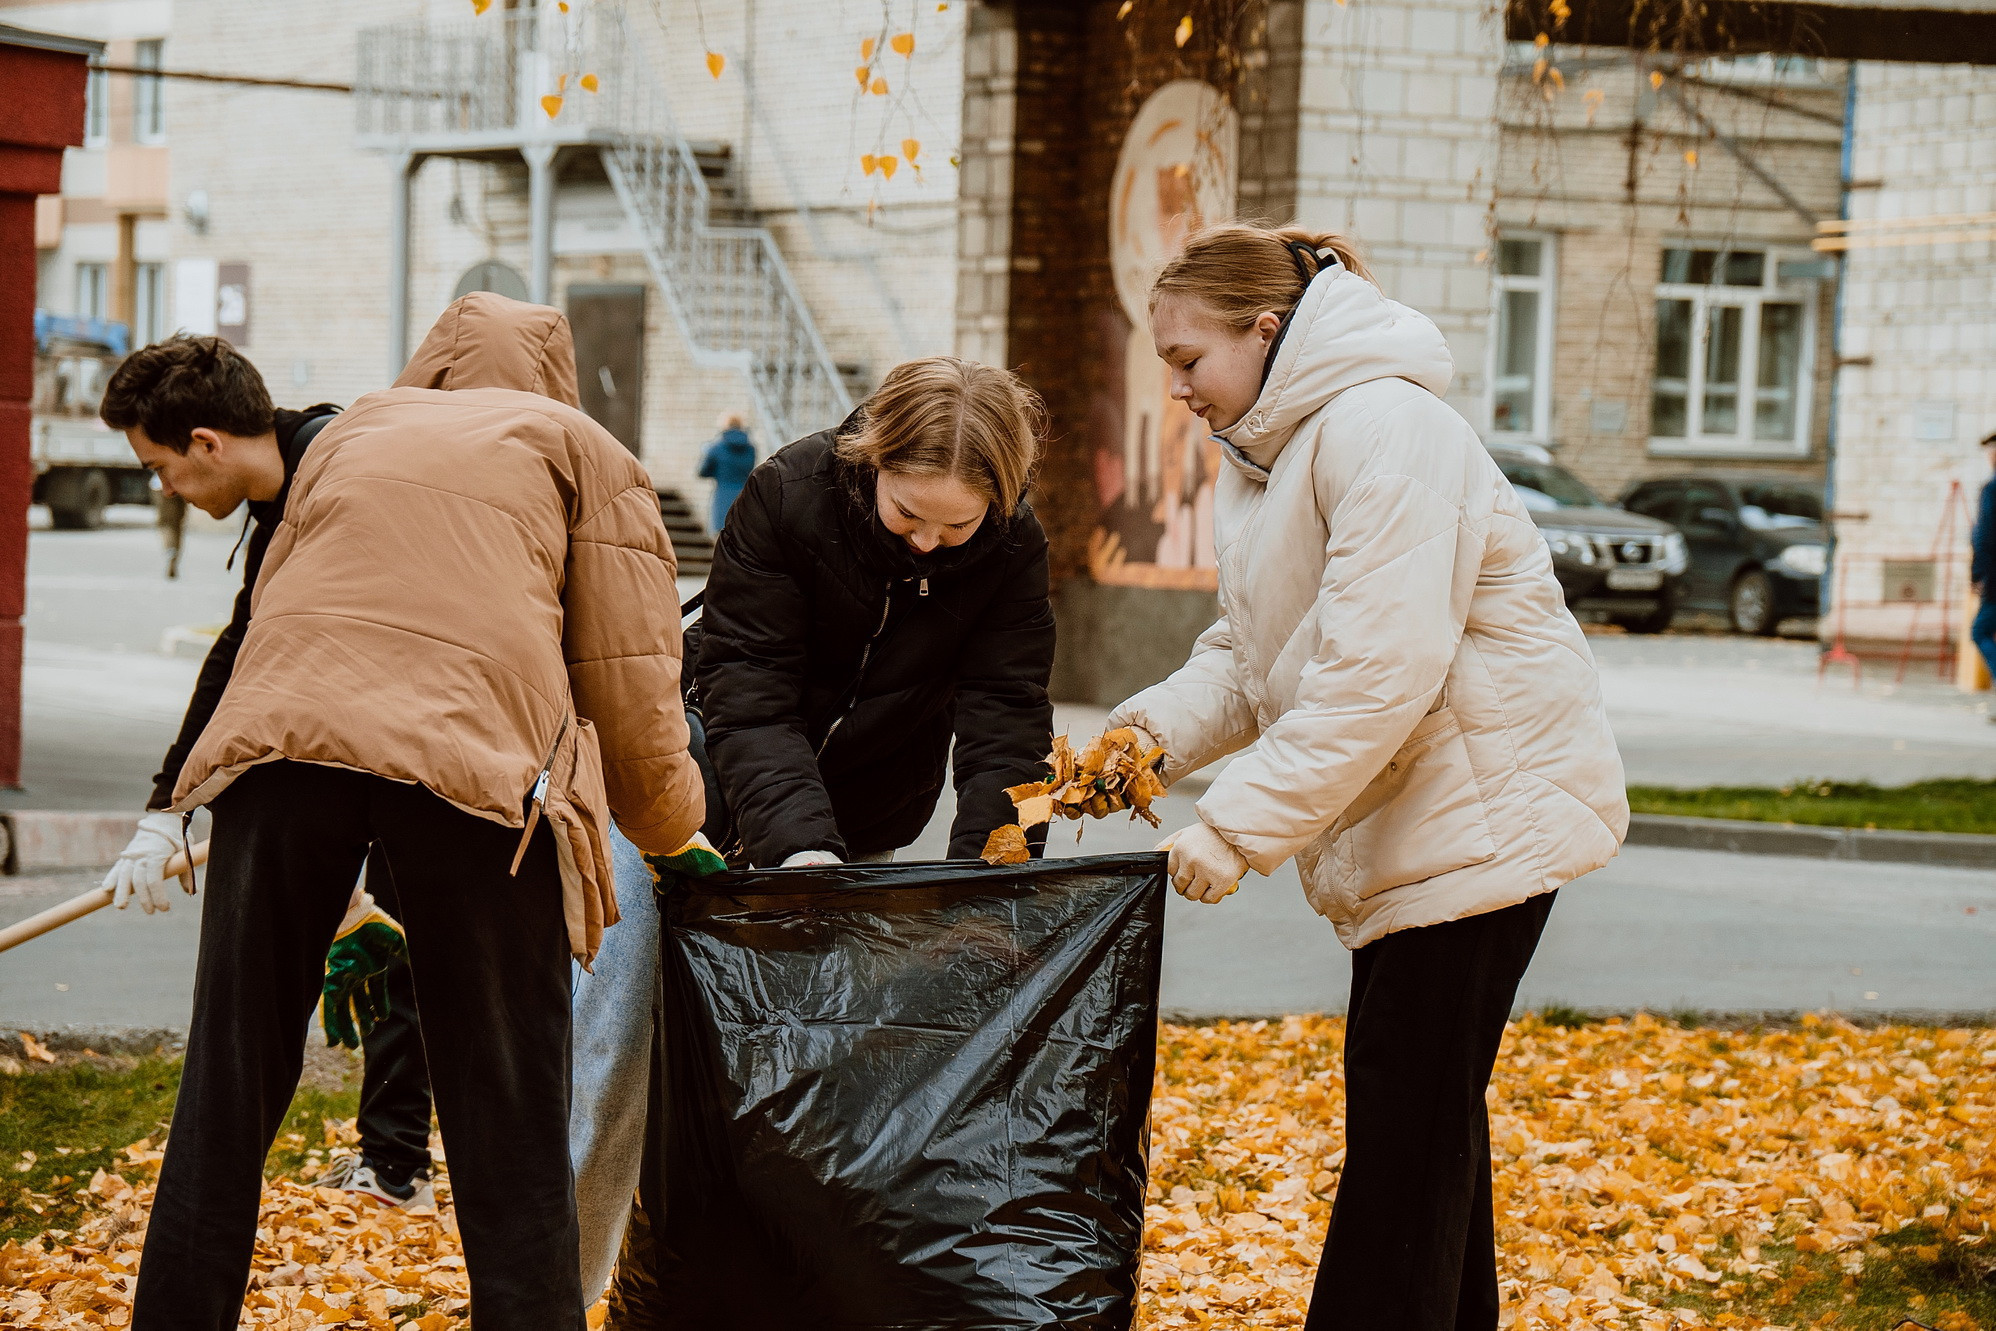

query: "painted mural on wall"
left=1090, top=79, right=1237, bottom=592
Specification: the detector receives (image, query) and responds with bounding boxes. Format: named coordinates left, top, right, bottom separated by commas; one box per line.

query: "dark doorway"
left=568, top=284, right=645, bottom=456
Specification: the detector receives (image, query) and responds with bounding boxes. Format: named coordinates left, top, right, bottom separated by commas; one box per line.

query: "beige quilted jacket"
left=1111, top=266, right=1627, bottom=947
left=173, top=293, right=703, bottom=962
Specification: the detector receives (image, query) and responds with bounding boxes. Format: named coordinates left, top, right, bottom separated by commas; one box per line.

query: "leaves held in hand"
left=1005, top=728, right=1168, bottom=833
left=980, top=824, right=1030, bottom=865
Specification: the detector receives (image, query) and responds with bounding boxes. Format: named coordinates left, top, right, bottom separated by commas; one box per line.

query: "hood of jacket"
left=394, top=291, right=581, bottom=406
left=1214, top=265, right=1455, bottom=476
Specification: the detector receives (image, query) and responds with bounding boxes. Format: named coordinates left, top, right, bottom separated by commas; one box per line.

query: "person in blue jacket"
left=697, top=412, right=757, bottom=532
left=1972, top=430, right=1996, bottom=703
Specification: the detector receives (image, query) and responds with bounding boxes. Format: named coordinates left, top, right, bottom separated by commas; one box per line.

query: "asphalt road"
left=5, top=514, right=1995, bottom=1028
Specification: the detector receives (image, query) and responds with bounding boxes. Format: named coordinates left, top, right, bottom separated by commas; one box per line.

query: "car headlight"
left=1541, top=527, right=1596, bottom=564
left=1774, top=543, right=1826, bottom=577
left=1659, top=531, right=1689, bottom=575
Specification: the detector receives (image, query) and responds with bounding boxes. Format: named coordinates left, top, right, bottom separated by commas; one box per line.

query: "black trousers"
left=134, top=760, right=584, bottom=1331
left=356, top=846, right=435, bottom=1182
left=1304, top=891, right=1557, bottom=1331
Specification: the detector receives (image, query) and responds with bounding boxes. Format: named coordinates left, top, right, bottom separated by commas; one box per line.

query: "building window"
left=84, top=65, right=108, bottom=145
left=1698, top=54, right=1824, bottom=84
left=134, top=39, right=166, bottom=142
left=135, top=263, right=166, bottom=345
left=1650, top=246, right=1815, bottom=457
left=1490, top=235, right=1554, bottom=439
left=75, top=263, right=109, bottom=320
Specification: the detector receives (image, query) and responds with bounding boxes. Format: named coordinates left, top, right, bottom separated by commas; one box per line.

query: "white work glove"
left=104, top=811, right=189, bottom=914
left=780, top=850, right=843, bottom=868
left=1158, top=822, right=1248, bottom=904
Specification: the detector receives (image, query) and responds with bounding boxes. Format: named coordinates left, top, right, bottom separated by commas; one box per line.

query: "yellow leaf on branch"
left=580, top=73, right=600, bottom=93
left=871, top=76, right=889, bottom=95
left=861, top=36, right=877, bottom=60
left=540, top=94, right=564, bottom=120
left=1650, top=69, right=1665, bottom=88
left=902, top=137, right=921, bottom=162
left=878, top=155, right=899, bottom=179
left=856, top=65, right=871, bottom=87
left=1685, top=148, right=1699, bottom=167
left=1118, top=0, right=1135, bottom=17
left=1174, top=14, right=1193, bottom=47
left=891, top=32, right=915, bottom=56
left=861, top=154, right=878, bottom=175
left=706, top=51, right=726, bottom=79
left=470, top=0, right=492, bottom=13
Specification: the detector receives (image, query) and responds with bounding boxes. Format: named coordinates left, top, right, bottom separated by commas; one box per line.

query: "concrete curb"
left=1627, top=812, right=1996, bottom=870
left=0, top=811, right=140, bottom=872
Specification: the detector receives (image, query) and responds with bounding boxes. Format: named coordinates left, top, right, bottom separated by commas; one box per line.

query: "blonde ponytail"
left=1149, top=222, right=1374, bottom=333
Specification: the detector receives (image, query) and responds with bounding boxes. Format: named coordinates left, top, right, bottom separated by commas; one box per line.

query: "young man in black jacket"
left=98, top=335, right=435, bottom=1206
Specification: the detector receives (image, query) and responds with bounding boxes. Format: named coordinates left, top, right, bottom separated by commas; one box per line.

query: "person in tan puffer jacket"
left=1106, top=224, right=1626, bottom=1331
left=130, top=293, right=702, bottom=1331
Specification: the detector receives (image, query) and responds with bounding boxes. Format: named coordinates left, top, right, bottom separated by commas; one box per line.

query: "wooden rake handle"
left=0, top=839, right=211, bottom=955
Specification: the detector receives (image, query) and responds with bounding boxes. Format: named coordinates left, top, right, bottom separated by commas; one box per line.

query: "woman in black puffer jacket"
left=695, top=355, right=1056, bottom=868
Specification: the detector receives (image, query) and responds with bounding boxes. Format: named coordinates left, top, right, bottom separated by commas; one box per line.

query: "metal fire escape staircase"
left=353, top=4, right=852, bottom=450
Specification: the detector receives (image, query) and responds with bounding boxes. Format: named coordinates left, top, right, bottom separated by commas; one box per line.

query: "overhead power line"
left=89, top=61, right=352, bottom=94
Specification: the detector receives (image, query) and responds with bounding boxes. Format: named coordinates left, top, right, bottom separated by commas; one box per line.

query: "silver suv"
left=1486, top=442, right=1689, bottom=633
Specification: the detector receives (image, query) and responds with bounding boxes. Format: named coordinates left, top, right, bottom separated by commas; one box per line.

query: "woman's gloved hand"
left=104, top=811, right=189, bottom=914
left=1157, top=822, right=1248, bottom=904
left=780, top=850, right=843, bottom=868
left=320, top=889, right=408, bottom=1049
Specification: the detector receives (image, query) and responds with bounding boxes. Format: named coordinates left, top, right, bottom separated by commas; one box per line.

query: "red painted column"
left=0, top=35, right=94, bottom=789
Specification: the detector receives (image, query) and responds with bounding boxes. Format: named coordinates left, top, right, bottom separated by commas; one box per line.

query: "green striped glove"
left=643, top=831, right=729, bottom=888
left=320, top=899, right=408, bottom=1050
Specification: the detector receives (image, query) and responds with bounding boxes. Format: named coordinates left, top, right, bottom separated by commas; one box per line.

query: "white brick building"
left=1826, top=60, right=1996, bottom=647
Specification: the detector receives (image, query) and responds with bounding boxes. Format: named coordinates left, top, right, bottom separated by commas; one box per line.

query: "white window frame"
left=133, top=39, right=166, bottom=144
left=84, top=65, right=109, bottom=146
left=75, top=262, right=109, bottom=320
left=1487, top=232, right=1557, bottom=442
left=1648, top=244, right=1818, bottom=460
left=135, top=262, right=166, bottom=344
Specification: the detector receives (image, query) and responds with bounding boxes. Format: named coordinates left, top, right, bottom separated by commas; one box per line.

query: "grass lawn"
left=4, top=1018, right=1993, bottom=1328
left=1628, top=778, right=1996, bottom=836
left=0, top=1049, right=359, bottom=1246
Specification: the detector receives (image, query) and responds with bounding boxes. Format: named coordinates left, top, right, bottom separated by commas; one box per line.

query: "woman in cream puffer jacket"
left=1108, top=223, right=1626, bottom=1331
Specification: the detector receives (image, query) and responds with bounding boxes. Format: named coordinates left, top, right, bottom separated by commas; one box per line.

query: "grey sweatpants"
left=569, top=827, right=659, bottom=1303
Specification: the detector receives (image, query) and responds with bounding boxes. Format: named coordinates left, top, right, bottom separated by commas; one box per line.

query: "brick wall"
left=1493, top=52, right=1845, bottom=500
left=1298, top=0, right=1504, bottom=422
left=1829, top=61, right=1996, bottom=645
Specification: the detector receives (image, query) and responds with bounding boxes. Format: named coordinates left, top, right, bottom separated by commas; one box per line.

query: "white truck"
left=31, top=313, right=153, bottom=529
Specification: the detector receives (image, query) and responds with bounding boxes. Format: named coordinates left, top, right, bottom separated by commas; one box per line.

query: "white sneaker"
left=312, top=1154, right=435, bottom=1209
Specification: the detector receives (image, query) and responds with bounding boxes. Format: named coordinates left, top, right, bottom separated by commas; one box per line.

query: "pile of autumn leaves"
left=3, top=1016, right=1992, bottom=1329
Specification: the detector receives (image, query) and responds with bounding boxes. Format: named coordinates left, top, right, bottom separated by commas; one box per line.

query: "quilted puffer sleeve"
left=561, top=442, right=704, bottom=856
left=1109, top=614, right=1259, bottom=785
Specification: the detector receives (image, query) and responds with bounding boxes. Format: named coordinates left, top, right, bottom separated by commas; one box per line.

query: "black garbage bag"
left=651, top=851, right=1167, bottom=1330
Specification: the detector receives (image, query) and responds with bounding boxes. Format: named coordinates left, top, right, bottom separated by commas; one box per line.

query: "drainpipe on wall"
left=1821, top=62, right=1858, bottom=625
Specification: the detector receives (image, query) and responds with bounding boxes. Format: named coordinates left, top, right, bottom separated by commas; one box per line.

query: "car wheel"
left=1615, top=599, right=1675, bottom=634
left=46, top=468, right=110, bottom=530
left=1729, top=568, right=1778, bottom=636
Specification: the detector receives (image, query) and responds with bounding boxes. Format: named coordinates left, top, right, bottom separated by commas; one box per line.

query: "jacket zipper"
left=509, top=713, right=571, bottom=875
left=816, top=579, right=896, bottom=757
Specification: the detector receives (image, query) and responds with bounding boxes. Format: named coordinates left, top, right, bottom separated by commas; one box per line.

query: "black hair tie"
left=1284, top=239, right=1344, bottom=286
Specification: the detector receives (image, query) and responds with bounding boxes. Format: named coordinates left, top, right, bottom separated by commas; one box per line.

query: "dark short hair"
left=100, top=335, right=275, bottom=452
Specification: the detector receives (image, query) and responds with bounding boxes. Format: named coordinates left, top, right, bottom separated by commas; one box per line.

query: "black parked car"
left=1488, top=443, right=1689, bottom=633
left=1619, top=474, right=1824, bottom=635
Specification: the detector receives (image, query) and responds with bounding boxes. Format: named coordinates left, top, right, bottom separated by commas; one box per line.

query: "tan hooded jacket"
left=173, top=293, right=704, bottom=962
left=1111, top=266, right=1626, bottom=948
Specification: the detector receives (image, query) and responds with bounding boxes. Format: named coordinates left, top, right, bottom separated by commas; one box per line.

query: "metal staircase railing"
left=354, top=4, right=852, bottom=446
